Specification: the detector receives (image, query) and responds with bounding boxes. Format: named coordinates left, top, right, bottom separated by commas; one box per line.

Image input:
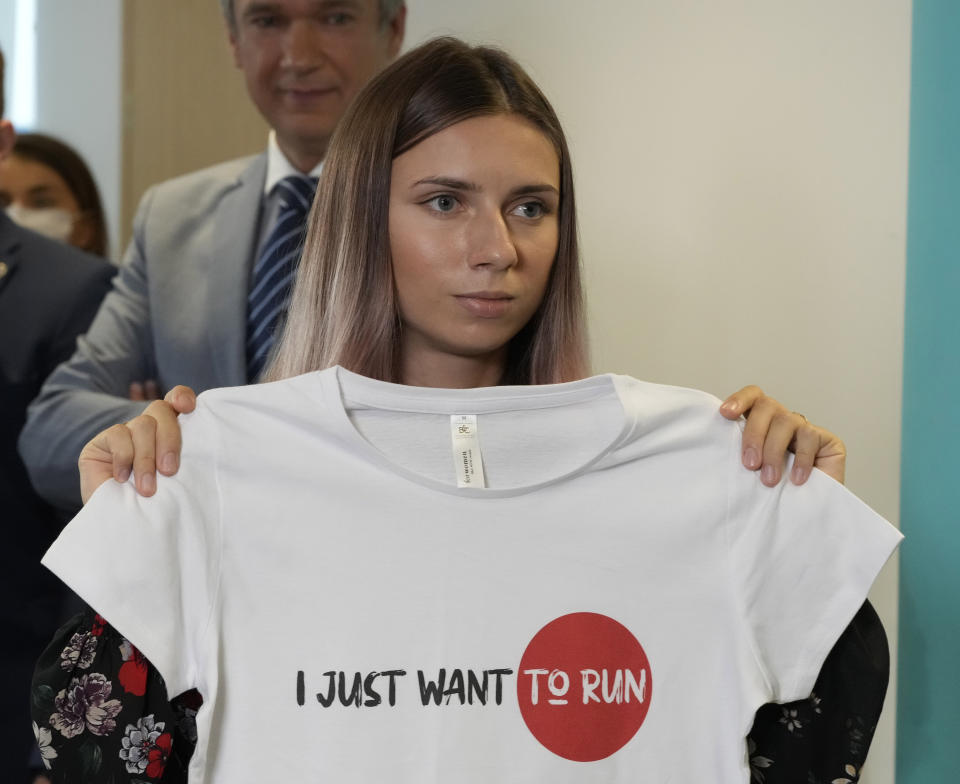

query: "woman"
left=0, top=132, right=109, bottom=257
left=33, top=38, right=897, bottom=783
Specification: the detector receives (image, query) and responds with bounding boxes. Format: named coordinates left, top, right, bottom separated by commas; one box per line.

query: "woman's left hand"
left=719, top=386, right=846, bottom=487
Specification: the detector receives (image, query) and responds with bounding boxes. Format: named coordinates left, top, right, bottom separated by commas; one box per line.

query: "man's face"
left=230, top=0, right=404, bottom=169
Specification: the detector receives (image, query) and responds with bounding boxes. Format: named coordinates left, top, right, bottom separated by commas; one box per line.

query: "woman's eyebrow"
left=411, top=178, right=559, bottom=197
left=26, top=185, right=57, bottom=198
left=510, top=183, right=560, bottom=198
left=412, top=176, right=480, bottom=191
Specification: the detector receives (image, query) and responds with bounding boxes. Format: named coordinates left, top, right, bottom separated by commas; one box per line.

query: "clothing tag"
left=450, top=414, right=486, bottom=489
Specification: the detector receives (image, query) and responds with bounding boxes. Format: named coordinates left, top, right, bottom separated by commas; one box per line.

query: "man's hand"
left=128, top=380, right=161, bottom=401
left=719, top=385, right=846, bottom=486
left=78, top=385, right=197, bottom=504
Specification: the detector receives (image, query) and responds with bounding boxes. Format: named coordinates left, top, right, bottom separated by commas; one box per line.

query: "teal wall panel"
left=897, top=0, right=960, bottom=779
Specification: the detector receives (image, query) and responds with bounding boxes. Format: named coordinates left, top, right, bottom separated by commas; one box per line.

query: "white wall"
left=404, top=3, right=911, bottom=782
left=0, top=0, right=123, bottom=260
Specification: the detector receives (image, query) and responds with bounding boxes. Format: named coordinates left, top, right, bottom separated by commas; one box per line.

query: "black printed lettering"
left=418, top=669, right=446, bottom=705
left=488, top=669, right=514, bottom=705
left=363, top=671, right=382, bottom=707
left=338, top=672, right=363, bottom=707
left=467, top=669, right=488, bottom=704
left=315, top=670, right=337, bottom=708
left=443, top=669, right=465, bottom=704
left=380, top=670, right=406, bottom=706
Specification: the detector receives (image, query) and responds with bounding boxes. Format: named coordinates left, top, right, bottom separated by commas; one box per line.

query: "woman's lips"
left=455, top=293, right=515, bottom=318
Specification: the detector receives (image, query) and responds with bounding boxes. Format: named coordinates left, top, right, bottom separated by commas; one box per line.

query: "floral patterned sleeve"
left=746, top=601, right=890, bottom=784
left=30, top=608, right=200, bottom=783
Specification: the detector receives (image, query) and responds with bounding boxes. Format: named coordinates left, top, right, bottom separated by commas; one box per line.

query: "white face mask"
left=6, top=204, right=75, bottom=243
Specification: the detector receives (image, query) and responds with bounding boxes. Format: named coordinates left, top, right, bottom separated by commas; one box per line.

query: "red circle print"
left=517, top=612, right=653, bottom=762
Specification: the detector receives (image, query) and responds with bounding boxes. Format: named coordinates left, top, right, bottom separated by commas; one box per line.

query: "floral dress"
left=31, top=612, right=198, bottom=782
left=31, top=602, right=888, bottom=783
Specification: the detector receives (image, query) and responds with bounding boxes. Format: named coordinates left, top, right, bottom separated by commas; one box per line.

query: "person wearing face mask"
left=0, top=49, right=116, bottom=783
left=0, top=132, right=109, bottom=258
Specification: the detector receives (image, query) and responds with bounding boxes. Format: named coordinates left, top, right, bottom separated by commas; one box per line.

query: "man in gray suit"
left=20, top=0, right=406, bottom=511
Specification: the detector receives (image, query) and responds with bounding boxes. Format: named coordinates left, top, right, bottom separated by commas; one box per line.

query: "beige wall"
left=404, top=2, right=911, bottom=782
left=121, top=0, right=267, bottom=250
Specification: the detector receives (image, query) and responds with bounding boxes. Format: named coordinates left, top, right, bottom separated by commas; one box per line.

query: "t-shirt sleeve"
left=725, top=427, right=902, bottom=704
left=41, top=404, right=222, bottom=699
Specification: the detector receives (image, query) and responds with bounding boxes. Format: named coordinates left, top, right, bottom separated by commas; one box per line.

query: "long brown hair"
left=12, top=133, right=109, bottom=257
left=266, top=37, right=589, bottom=385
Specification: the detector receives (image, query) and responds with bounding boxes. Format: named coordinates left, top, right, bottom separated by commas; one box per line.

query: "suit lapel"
left=0, top=215, right=22, bottom=297
left=203, top=154, right=267, bottom=387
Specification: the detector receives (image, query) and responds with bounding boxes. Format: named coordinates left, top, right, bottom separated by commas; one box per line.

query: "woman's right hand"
left=78, top=385, right=197, bottom=504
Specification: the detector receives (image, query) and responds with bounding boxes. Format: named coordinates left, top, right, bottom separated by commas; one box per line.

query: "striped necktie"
left=246, top=175, right=317, bottom=382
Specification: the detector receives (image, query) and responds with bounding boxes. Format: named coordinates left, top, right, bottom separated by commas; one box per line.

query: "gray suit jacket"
left=19, top=153, right=267, bottom=512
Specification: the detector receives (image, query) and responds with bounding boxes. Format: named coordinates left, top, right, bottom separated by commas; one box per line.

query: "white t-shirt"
left=43, top=367, right=901, bottom=783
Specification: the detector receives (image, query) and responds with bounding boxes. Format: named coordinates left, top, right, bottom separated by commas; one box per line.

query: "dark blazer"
left=0, top=212, right=114, bottom=779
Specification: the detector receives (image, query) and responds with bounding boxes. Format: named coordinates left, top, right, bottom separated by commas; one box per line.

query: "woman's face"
left=0, top=154, right=92, bottom=249
left=388, top=113, right=560, bottom=381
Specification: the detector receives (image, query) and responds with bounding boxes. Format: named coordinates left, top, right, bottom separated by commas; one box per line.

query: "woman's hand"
left=719, top=385, right=846, bottom=486
left=78, top=386, right=197, bottom=504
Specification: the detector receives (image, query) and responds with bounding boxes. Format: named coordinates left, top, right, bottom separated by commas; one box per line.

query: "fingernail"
left=720, top=401, right=738, bottom=415
left=160, top=453, right=177, bottom=473
left=761, top=464, right=777, bottom=485
left=140, top=473, right=156, bottom=495
left=118, top=468, right=130, bottom=484
left=792, top=464, right=810, bottom=485
left=744, top=448, right=760, bottom=469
